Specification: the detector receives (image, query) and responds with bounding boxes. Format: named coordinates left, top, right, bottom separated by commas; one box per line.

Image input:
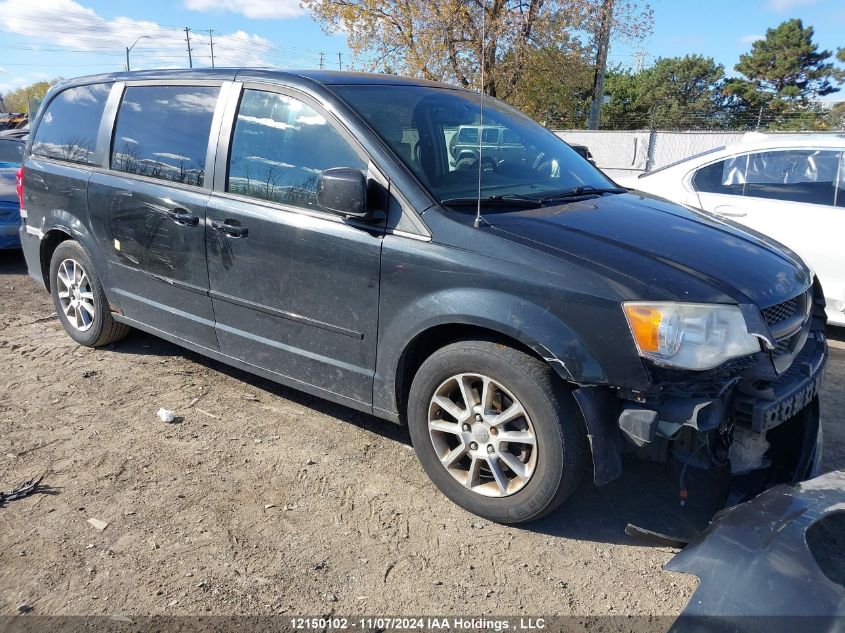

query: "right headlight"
left=622, top=302, right=761, bottom=371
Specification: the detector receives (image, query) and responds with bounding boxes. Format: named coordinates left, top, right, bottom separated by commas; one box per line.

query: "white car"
left=619, top=134, right=845, bottom=326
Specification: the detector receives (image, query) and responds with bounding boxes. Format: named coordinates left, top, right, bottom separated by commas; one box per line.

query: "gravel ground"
left=0, top=248, right=843, bottom=618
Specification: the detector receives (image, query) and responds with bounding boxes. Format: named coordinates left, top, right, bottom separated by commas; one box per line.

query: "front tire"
left=407, top=339, right=587, bottom=524
left=50, top=240, right=130, bottom=347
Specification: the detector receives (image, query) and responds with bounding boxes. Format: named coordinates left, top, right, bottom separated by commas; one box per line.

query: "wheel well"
left=395, top=324, right=546, bottom=420
left=39, top=229, right=72, bottom=291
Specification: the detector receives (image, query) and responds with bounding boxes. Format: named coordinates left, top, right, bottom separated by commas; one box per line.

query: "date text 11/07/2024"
left=290, top=617, right=548, bottom=631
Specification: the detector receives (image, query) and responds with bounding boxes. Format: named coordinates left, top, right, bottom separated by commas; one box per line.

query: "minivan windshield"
left=334, top=85, right=616, bottom=208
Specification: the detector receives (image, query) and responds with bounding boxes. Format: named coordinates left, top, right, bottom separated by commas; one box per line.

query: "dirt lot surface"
left=1, top=248, right=843, bottom=618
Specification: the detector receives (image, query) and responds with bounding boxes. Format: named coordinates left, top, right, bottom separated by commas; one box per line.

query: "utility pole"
left=633, top=49, right=646, bottom=73
left=587, top=0, right=614, bottom=130
left=319, top=52, right=324, bottom=69
left=208, top=29, right=215, bottom=68
left=338, top=52, right=342, bottom=70
left=184, top=27, right=193, bottom=69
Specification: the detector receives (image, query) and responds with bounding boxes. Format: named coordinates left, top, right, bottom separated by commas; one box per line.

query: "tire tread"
left=408, top=337, right=589, bottom=524
left=50, top=240, right=130, bottom=348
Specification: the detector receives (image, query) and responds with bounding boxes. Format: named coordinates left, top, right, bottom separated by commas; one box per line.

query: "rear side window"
left=31, top=83, right=110, bottom=165
left=0, top=140, right=23, bottom=163
left=482, top=127, right=499, bottom=144
left=691, top=155, right=748, bottom=195
left=457, top=127, right=478, bottom=144
left=745, top=149, right=840, bottom=207
left=502, top=129, right=520, bottom=144
left=227, top=89, right=365, bottom=209
left=111, top=85, right=219, bottom=187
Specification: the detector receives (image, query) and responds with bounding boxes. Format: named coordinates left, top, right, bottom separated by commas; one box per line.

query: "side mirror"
left=316, top=168, right=368, bottom=218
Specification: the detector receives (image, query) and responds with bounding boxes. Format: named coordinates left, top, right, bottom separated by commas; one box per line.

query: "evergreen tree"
left=601, top=55, right=728, bottom=129
left=725, top=19, right=839, bottom=128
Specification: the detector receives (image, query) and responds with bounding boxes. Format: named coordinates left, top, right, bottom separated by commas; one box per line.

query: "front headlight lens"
left=622, top=302, right=761, bottom=370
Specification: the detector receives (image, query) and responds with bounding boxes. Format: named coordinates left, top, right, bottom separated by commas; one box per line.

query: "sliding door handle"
left=167, top=208, right=200, bottom=226
left=211, top=219, right=248, bottom=238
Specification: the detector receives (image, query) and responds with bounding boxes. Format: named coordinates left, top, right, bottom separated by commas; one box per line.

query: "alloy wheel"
left=56, top=258, right=96, bottom=332
left=428, top=373, right=537, bottom=497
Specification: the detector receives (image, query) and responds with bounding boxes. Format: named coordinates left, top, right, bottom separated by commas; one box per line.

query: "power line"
left=0, top=21, right=344, bottom=72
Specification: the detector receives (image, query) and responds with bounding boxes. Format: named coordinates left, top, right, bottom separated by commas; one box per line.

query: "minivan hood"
left=486, top=193, right=811, bottom=307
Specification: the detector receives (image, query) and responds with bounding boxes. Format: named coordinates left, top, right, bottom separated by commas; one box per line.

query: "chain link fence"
left=554, top=129, right=844, bottom=179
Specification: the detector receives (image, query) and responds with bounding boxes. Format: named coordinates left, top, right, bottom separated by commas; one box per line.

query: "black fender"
left=372, top=288, right=608, bottom=418
left=38, top=211, right=115, bottom=301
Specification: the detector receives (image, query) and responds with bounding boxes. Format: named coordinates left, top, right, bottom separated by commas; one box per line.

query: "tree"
left=507, top=42, right=594, bottom=125
left=640, top=55, right=730, bottom=128
left=600, top=55, right=730, bottom=129
left=599, top=68, right=649, bottom=129
left=725, top=19, right=839, bottom=122
left=1, top=80, right=58, bottom=114
left=303, top=0, right=651, bottom=113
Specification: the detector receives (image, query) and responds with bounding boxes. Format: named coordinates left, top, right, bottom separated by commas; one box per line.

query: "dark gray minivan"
left=18, top=69, right=827, bottom=524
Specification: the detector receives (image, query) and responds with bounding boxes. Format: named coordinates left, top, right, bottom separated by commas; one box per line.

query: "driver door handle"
left=167, top=208, right=200, bottom=226
left=211, top=218, right=248, bottom=238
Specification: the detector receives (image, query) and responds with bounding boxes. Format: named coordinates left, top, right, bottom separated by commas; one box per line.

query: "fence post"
left=646, top=109, right=657, bottom=172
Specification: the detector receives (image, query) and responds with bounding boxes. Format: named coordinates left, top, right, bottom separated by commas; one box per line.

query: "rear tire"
left=407, top=339, right=587, bottom=524
left=49, top=240, right=130, bottom=347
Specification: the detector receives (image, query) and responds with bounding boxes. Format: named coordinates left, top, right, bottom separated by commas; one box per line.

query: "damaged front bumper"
left=667, top=470, right=845, bottom=630
left=574, top=286, right=828, bottom=501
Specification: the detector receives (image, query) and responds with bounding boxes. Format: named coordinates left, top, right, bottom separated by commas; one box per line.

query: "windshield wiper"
left=440, top=194, right=544, bottom=209
left=539, top=186, right=627, bottom=203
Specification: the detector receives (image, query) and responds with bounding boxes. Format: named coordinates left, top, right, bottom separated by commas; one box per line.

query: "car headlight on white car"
left=622, top=302, right=761, bottom=371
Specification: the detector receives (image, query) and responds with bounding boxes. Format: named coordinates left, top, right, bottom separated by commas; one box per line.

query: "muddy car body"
left=17, top=69, right=826, bottom=523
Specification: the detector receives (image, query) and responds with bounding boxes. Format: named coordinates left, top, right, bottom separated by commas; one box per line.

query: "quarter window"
left=31, top=83, right=110, bottom=165
left=691, top=155, right=748, bottom=195
left=111, top=85, right=219, bottom=187
left=744, top=149, right=840, bottom=207
left=227, top=89, right=365, bottom=209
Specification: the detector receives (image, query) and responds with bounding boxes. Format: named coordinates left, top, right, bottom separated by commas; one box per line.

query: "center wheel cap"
left=471, top=424, right=490, bottom=443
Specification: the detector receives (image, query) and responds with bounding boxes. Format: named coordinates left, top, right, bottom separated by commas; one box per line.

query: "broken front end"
left=576, top=280, right=827, bottom=504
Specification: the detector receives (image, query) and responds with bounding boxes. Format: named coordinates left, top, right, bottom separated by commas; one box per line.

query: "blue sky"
left=610, top=0, right=845, bottom=79
left=0, top=0, right=843, bottom=99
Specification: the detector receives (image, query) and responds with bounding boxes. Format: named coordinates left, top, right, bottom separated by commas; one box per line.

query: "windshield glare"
left=334, top=85, right=614, bottom=206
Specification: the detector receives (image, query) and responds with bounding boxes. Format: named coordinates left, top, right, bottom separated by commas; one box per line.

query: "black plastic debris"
left=0, top=474, right=44, bottom=507
left=667, top=470, right=845, bottom=632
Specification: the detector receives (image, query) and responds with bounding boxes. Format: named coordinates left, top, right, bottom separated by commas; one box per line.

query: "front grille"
left=761, top=290, right=811, bottom=343
left=772, top=337, right=792, bottom=359
left=762, top=296, right=801, bottom=328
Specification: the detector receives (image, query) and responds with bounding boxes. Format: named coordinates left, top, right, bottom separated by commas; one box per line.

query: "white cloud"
left=767, top=0, right=819, bottom=11
left=0, top=75, right=29, bottom=94
left=0, top=0, right=283, bottom=70
left=740, top=34, right=764, bottom=44
left=184, top=0, right=305, bottom=19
